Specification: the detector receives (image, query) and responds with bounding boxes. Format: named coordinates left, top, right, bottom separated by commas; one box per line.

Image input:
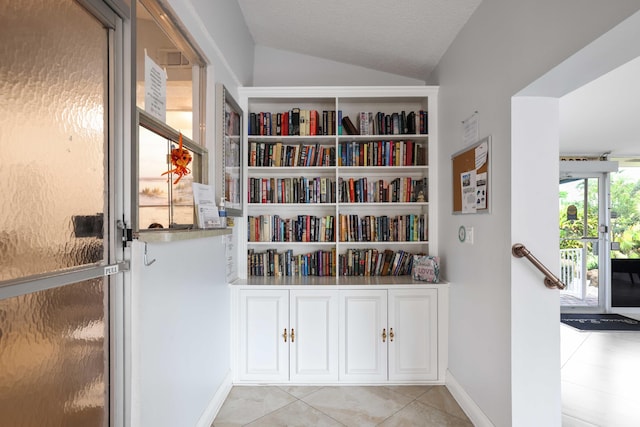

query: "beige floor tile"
left=378, top=401, right=473, bottom=427
left=384, top=385, right=433, bottom=399
left=213, top=386, right=297, bottom=426
left=245, top=400, right=345, bottom=427
left=416, top=386, right=468, bottom=421
left=277, top=385, right=324, bottom=399
left=301, top=386, right=413, bottom=427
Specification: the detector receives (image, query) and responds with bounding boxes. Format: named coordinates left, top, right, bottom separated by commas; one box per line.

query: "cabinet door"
left=339, top=290, right=388, bottom=382
left=238, top=289, right=289, bottom=382
left=387, top=289, right=438, bottom=381
left=289, top=290, right=339, bottom=382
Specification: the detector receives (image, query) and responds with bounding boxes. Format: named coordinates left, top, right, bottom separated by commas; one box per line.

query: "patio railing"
left=560, top=248, right=582, bottom=295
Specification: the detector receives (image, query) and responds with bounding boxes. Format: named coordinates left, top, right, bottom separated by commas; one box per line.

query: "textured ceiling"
left=238, top=0, right=482, bottom=80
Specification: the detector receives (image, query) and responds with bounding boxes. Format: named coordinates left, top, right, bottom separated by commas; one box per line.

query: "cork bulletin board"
left=452, top=136, right=491, bottom=214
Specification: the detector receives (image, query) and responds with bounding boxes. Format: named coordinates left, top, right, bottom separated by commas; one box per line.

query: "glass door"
left=0, top=1, right=125, bottom=425
left=559, top=173, right=610, bottom=310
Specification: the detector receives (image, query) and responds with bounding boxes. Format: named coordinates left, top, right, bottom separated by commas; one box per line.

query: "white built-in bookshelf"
left=236, top=86, right=438, bottom=284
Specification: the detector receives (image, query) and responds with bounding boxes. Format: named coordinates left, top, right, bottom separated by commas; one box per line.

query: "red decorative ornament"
left=161, top=133, right=192, bottom=184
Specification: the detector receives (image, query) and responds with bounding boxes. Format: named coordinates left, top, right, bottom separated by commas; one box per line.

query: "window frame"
left=133, top=108, right=209, bottom=234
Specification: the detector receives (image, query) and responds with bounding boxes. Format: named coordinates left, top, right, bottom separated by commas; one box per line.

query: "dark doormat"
left=560, top=313, right=640, bottom=331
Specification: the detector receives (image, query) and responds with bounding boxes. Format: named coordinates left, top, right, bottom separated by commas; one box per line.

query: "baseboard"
left=196, top=370, right=233, bottom=427
left=446, top=370, right=495, bottom=427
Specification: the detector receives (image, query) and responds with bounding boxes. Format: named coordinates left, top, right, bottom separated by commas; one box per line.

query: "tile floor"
left=212, top=385, right=472, bottom=426
left=214, top=314, right=640, bottom=427
left=561, top=313, right=640, bottom=427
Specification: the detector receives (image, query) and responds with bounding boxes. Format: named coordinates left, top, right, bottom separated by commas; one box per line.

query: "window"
left=133, top=0, right=208, bottom=232
left=136, top=109, right=207, bottom=229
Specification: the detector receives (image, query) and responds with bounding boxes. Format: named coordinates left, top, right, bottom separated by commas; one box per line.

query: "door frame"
left=558, top=168, right=614, bottom=313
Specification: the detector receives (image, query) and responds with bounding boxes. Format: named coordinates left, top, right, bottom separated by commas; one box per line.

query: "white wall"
left=510, top=97, right=561, bottom=426
left=131, top=237, right=230, bottom=427
left=253, top=45, right=425, bottom=86
left=431, top=1, right=640, bottom=426
left=167, top=0, right=254, bottom=88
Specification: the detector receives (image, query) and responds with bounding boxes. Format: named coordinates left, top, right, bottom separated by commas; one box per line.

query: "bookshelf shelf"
left=238, top=86, right=438, bottom=281
left=248, top=241, right=336, bottom=247
left=337, top=134, right=429, bottom=141
left=338, top=202, right=429, bottom=207
left=337, top=241, right=428, bottom=246
left=248, top=166, right=335, bottom=172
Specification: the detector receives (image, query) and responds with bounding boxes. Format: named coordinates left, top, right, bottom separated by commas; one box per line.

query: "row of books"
left=248, top=214, right=335, bottom=243
left=342, top=111, right=428, bottom=136
left=248, top=177, right=336, bottom=204
left=246, top=248, right=419, bottom=277
left=339, top=214, right=428, bottom=243
left=338, top=177, right=428, bottom=203
left=338, top=140, right=426, bottom=167
left=249, top=109, right=337, bottom=136
left=339, top=249, right=416, bottom=276
left=249, top=142, right=336, bottom=167
left=248, top=248, right=336, bottom=277
left=248, top=109, right=428, bottom=137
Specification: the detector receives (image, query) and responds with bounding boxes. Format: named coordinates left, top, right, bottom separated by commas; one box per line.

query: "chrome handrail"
left=512, top=243, right=567, bottom=290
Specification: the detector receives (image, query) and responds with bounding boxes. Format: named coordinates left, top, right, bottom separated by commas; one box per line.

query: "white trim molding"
left=195, top=370, right=234, bottom=427
left=446, top=370, right=495, bottom=427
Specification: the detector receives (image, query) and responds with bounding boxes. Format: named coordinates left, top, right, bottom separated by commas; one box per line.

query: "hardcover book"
left=341, top=116, right=359, bottom=135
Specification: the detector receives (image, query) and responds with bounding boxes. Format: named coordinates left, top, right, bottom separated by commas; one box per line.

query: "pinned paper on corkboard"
left=452, top=136, right=491, bottom=214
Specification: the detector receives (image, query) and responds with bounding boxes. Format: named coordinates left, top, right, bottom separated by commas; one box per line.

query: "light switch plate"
left=466, top=227, right=474, bottom=244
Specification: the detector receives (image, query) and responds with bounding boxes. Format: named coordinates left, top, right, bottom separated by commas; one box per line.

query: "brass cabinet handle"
left=389, top=328, right=394, bottom=342
left=291, top=328, right=295, bottom=343
left=382, top=328, right=387, bottom=342
left=282, top=328, right=287, bottom=342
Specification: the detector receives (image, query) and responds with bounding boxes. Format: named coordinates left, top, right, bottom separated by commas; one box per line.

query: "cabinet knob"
left=389, top=328, right=394, bottom=342
left=291, top=328, right=295, bottom=343
left=382, top=328, right=387, bottom=343
left=282, top=328, right=287, bottom=342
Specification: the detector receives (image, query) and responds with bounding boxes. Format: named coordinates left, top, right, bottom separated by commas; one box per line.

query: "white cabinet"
left=339, top=288, right=438, bottom=383
left=238, top=289, right=289, bottom=382
left=339, top=290, right=388, bottom=382
left=237, top=289, right=338, bottom=383
left=387, top=289, right=438, bottom=381
left=235, top=286, right=445, bottom=384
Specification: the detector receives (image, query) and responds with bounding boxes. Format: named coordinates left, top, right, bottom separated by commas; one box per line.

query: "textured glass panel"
left=0, top=278, right=107, bottom=426
left=0, top=0, right=107, bottom=282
